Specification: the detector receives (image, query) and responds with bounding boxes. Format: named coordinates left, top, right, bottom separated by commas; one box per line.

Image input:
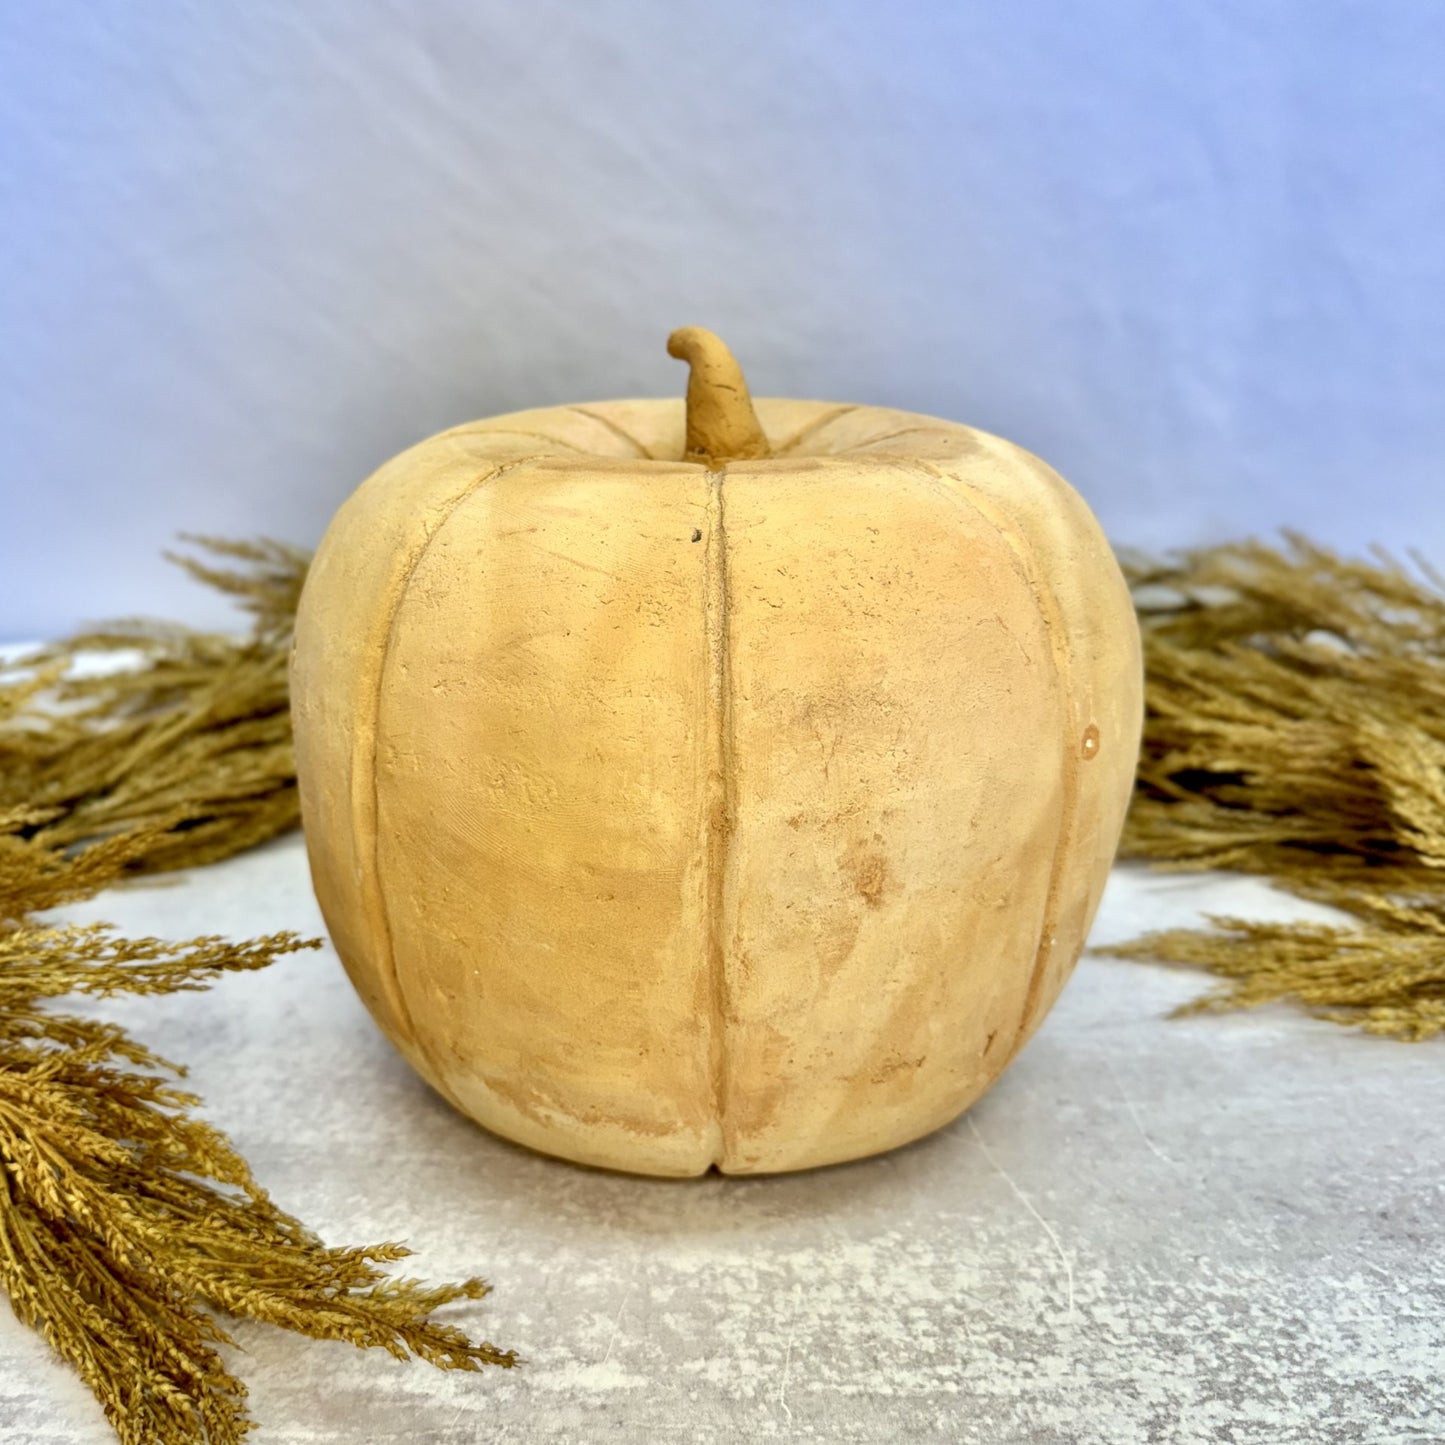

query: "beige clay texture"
left=291, top=330, right=1144, bottom=1176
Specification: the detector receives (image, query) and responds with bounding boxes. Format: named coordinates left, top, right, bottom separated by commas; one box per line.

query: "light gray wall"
left=3, top=2, right=1442, bottom=638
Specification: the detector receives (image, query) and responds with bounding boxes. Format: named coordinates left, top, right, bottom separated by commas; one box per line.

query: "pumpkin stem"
left=667, top=327, right=772, bottom=465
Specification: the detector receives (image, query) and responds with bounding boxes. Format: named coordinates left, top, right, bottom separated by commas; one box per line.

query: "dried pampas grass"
left=1, top=540, right=512, bottom=1445
left=1106, top=534, right=1445, bottom=1039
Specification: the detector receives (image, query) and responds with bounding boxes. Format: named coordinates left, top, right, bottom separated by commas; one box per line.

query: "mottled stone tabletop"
left=1, top=834, right=1440, bottom=1444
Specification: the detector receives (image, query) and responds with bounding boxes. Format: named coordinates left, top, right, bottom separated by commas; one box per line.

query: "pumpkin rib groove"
left=702, top=465, right=734, bottom=1168
left=566, top=405, right=657, bottom=459
left=846, top=425, right=961, bottom=453
left=359, top=453, right=551, bottom=1116
left=910, top=456, right=1082, bottom=1059
left=456, top=427, right=593, bottom=454
left=773, top=404, right=862, bottom=455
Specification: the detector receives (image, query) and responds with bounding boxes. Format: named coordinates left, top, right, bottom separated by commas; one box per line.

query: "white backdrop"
left=3, top=1, right=1443, bottom=638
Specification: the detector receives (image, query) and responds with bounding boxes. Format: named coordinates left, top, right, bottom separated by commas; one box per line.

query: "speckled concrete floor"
left=2, top=835, right=1440, bottom=1444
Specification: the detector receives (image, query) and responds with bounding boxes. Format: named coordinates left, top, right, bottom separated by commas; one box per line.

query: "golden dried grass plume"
left=1107, top=534, right=1445, bottom=1040
left=0, top=540, right=513, bottom=1445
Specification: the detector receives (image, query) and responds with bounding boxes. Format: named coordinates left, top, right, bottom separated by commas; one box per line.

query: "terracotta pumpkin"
left=291, top=329, right=1143, bottom=1177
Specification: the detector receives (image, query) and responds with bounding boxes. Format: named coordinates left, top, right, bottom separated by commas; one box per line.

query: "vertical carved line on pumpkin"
left=701, top=466, right=735, bottom=1167
left=354, top=452, right=547, bottom=1115
left=910, top=458, right=1083, bottom=1057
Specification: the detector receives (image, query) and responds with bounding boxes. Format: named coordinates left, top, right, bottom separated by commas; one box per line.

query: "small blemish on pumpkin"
left=691, top=528, right=703, bottom=542
left=1081, top=724, right=1101, bottom=760
left=870, top=1053, right=925, bottom=1084
left=983, top=1029, right=998, bottom=1056
left=850, top=851, right=890, bottom=908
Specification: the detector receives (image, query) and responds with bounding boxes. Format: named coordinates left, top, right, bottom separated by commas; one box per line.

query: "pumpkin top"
left=420, top=327, right=1026, bottom=482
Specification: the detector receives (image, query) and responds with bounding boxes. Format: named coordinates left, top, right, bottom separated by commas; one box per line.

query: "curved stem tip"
left=667, top=327, right=772, bottom=466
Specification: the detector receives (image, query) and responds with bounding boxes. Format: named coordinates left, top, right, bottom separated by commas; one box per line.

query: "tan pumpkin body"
left=291, top=396, right=1142, bottom=1176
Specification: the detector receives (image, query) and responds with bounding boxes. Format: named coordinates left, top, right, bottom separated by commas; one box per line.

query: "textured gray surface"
left=2, top=834, right=1441, bottom=1444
